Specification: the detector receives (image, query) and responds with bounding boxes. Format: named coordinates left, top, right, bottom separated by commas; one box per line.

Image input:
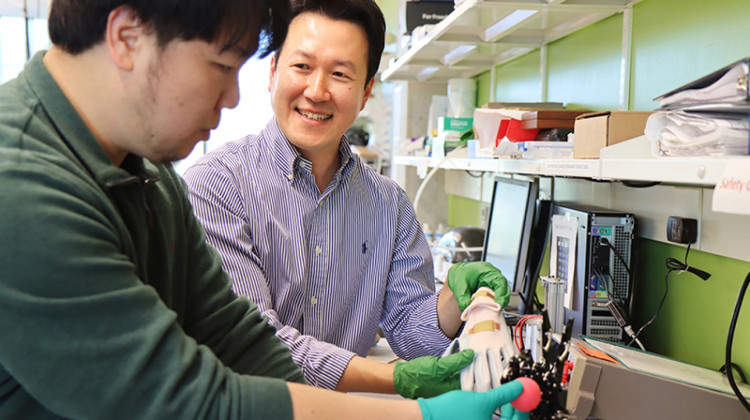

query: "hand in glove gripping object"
left=418, top=379, right=531, bottom=420
left=447, top=261, right=511, bottom=312
left=443, top=286, right=518, bottom=392
left=393, top=349, right=475, bottom=399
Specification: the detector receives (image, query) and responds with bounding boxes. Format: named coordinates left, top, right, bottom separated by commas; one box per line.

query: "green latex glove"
left=393, top=349, right=474, bottom=399
left=417, top=380, right=529, bottom=420
left=447, top=261, right=510, bottom=312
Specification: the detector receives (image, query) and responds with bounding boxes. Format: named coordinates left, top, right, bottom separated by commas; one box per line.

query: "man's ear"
left=106, top=6, right=144, bottom=71
left=360, top=77, right=375, bottom=111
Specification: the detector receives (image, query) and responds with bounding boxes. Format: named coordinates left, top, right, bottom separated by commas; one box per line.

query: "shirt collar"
left=24, top=51, right=161, bottom=187
left=261, top=118, right=356, bottom=185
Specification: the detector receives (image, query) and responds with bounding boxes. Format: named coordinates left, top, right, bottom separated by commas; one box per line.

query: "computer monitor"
left=482, top=176, right=541, bottom=314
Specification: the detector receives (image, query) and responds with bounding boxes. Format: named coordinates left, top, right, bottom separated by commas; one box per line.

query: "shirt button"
left=287, top=174, right=293, bottom=181
left=310, top=296, right=318, bottom=305
left=315, top=246, right=322, bottom=255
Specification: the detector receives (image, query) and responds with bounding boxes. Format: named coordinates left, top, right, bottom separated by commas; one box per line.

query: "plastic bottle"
left=435, top=223, right=446, bottom=244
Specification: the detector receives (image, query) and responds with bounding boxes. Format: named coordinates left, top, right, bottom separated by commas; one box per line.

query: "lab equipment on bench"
left=443, top=287, right=570, bottom=419
left=565, top=337, right=750, bottom=419
left=550, top=203, right=635, bottom=342
left=443, top=287, right=517, bottom=392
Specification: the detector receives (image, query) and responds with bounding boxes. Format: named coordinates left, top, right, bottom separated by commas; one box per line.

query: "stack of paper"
left=646, top=58, right=750, bottom=157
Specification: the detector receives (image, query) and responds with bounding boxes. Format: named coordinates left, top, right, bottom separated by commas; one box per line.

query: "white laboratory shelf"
left=501, top=157, right=601, bottom=178
left=393, top=136, right=749, bottom=186
left=599, top=157, right=729, bottom=186
left=394, top=154, right=600, bottom=179
left=394, top=154, right=502, bottom=172
left=382, top=0, right=640, bottom=82
left=597, top=136, right=734, bottom=186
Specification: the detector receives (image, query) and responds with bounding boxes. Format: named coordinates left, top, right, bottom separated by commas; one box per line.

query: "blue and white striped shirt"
left=183, top=119, right=451, bottom=389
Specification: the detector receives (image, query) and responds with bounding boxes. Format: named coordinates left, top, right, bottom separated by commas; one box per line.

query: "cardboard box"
left=404, top=1, right=455, bottom=34
left=521, top=110, right=591, bottom=130
left=483, top=102, right=564, bottom=110
left=573, top=111, right=653, bottom=158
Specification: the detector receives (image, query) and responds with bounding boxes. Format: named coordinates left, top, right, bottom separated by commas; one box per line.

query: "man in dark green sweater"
left=0, top=1, right=529, bottom=419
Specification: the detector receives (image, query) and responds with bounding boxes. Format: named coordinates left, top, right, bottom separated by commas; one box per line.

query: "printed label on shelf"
left=712, top=160, right=750, bottom=215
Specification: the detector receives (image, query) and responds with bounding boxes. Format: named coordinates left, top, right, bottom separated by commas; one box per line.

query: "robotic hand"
left=443, top=287, right=518, bottom=392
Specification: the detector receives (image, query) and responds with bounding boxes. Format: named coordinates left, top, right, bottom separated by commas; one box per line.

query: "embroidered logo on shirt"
left=362, top=240, right=368, bottom=254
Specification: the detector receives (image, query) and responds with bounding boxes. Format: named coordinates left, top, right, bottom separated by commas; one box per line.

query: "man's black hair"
left=48, top=0, right=291, bottom=58
left=280, top=0, right=385, bottom=84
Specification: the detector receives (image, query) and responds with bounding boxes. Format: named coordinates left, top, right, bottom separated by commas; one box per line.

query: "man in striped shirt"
left=184, top=0, right=511, bottom=400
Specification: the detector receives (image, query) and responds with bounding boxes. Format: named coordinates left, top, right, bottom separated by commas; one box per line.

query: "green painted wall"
left=448, top=195, right=487, bottom=228
left=476, top=71, right=492, bottom=108
left=450, top=0, right=750, bottom=375
left=631, top=239, right=750, bottom=372
left=547, top=14, right=623, bottom=110
left=630, top=0, right=750, bottom=110
left=493, top=50, right=543, bottom=104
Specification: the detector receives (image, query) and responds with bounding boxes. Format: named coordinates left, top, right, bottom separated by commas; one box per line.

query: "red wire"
left=514, top=316, right=528, bottom=350
left=513, top=319, right=523, bottom=351
left=514, top=317, right=526, bottom=350
left=514, top=315, right=542, bottom=351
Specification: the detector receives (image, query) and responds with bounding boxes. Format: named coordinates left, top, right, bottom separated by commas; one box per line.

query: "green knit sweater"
left=0, top=51, right=305, bottom=419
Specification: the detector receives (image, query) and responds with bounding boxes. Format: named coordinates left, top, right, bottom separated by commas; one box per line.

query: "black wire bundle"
left=628, top=243, right=710, bottom=347
left=665, top=243, right=711, bottom=281
left=725, top=272, right=750, bottom=413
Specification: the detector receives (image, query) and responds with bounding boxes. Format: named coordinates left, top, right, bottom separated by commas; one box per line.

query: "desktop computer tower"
left=550, top=203, right=635, bottom=342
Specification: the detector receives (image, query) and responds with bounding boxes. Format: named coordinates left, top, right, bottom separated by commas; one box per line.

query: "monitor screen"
left=482, top=177, right=539, bottom=312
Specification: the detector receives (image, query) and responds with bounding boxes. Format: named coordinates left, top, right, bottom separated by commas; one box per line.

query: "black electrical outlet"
left=666, top=216, right=698, bottom=244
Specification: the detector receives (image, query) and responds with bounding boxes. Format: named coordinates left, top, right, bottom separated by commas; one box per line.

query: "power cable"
left=413, top=146, right=466, bottom=218
left=725, top=272, right=750, bottom=413
left=629, top=243, right=710, bottom=346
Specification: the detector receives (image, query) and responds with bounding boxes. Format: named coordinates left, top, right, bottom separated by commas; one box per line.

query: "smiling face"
left=269, top=12, right=373, bottom=162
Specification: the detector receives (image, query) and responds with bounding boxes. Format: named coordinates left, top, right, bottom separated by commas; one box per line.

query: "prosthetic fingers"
left=443, top=287, right=518, bottom=392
